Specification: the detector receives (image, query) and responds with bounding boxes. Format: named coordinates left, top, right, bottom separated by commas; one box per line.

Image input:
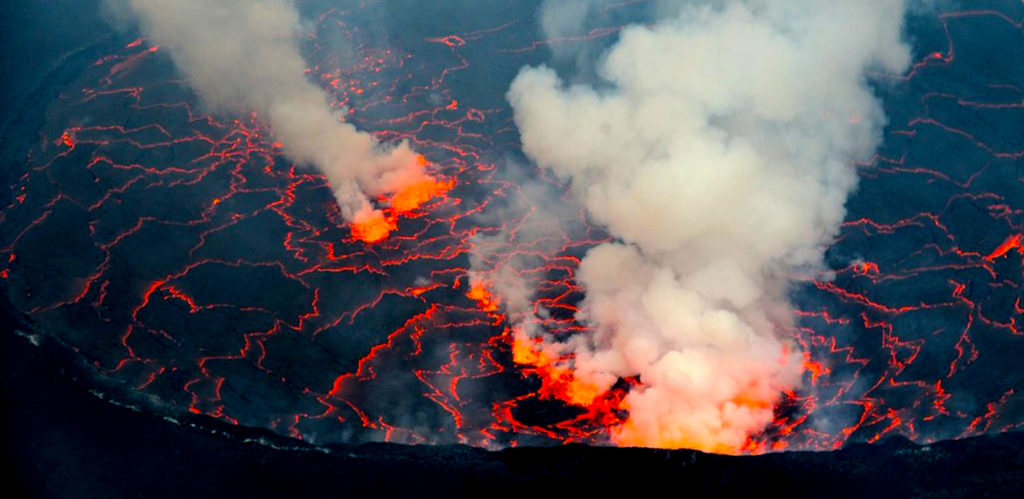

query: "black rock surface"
left=4, top=2, right=1024, bottom=495
left=5, top=325, right=1023, bottom=498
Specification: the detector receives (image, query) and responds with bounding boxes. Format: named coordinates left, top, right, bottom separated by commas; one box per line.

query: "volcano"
left=2, top=0, right=1024, bottom=490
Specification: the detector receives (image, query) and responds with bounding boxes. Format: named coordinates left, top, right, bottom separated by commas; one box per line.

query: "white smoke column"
left=118, top=0, right=428, bottom=222
left=507, top=0, right=911, bottom=452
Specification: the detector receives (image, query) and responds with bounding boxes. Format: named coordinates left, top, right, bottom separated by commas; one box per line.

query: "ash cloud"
left=108, top=0, right=428, bottom=222
left=505, top=0, right=913, bottom=451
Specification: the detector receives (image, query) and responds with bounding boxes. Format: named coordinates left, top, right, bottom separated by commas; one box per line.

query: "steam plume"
left=506, top=0, right=912, bottom=451
left=115, top=0, right=431, bottom=224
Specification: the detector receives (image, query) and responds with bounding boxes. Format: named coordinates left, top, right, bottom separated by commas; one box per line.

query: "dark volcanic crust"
left=5, top=330, right=1023, bottom=498
left=3, top=0, right=1024, bottom=464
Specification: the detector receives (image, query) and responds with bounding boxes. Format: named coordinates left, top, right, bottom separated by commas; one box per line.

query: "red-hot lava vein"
left=759, top=3, right=1024, bottom=451
left=1, top=1, right=1022, bottom=451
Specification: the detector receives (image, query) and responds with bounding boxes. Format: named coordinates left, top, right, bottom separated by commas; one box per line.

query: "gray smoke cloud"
left=504, top=0, right=912, bottom=451
left=538, top=0, right=623, bottom=70
left=113, top=0, right=429, bottom=223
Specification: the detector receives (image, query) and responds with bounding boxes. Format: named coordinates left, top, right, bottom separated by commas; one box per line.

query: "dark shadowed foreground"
left=5, top=324, right=1022, bottom=498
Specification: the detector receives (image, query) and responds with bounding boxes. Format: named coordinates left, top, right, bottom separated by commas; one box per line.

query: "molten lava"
left=2, top=1, right=1021, bottom=454
left=350, top=159, right=453, bottom=243
left=510, top=332, right=603, bottom=407
left=987, top=233, right=1023, bottom=261
left=390, top=156, right=455, bottom=214
left=390, top=177, right=453, bottom=214
left=351, top=209, right=398, bottom=244
left=466, top=284, right=500, bottom=312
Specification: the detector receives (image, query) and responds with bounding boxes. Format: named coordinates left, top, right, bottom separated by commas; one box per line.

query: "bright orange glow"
left=466, top=284, right=499, bottom=312
left=612, top=393, right=768, bottom=454
left=802, top=352, right=829, bottom=383
left=59, top=132, right=76, bottom=149
left=511, top=334, right=601, bottom=407
left=471, top=280, right=779, bottom=453
left=390, top=177, right=453, bottom=214
left=467, top=282, right=600, bottom=405
left=613, top=420, right=744, bottom=454
left=409, top=283, right=442, bottom=297
left=351, top=211, right=397, bottom=243
left=987, top=234, right=1022, bottom=260
left=348, top=154, right=451, bottom=244
left=854, top=261, right=880, bottom=275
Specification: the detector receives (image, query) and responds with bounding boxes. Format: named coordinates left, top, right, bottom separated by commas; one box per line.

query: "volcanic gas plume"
left=112, top=0, right=449, bottom=241
left=3, top=0, right=1022, bottom=456
left=501, top=0, right=913, bottom=452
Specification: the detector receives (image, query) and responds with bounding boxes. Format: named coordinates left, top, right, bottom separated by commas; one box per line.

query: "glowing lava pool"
left=1, top=0, right=1022, bottom=453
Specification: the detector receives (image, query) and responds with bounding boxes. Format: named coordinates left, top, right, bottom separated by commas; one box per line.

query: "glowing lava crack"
left=1, top=0, right=1022, bottom=454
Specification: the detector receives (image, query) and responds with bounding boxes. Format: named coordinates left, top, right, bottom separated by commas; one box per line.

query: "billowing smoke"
left=504, top=0, right=913, bottom=452
left=112, top=0, right=433, bottom=226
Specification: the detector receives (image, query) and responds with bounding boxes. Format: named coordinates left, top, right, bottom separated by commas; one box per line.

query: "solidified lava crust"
left=1, top=0, right=1022, bottom=451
